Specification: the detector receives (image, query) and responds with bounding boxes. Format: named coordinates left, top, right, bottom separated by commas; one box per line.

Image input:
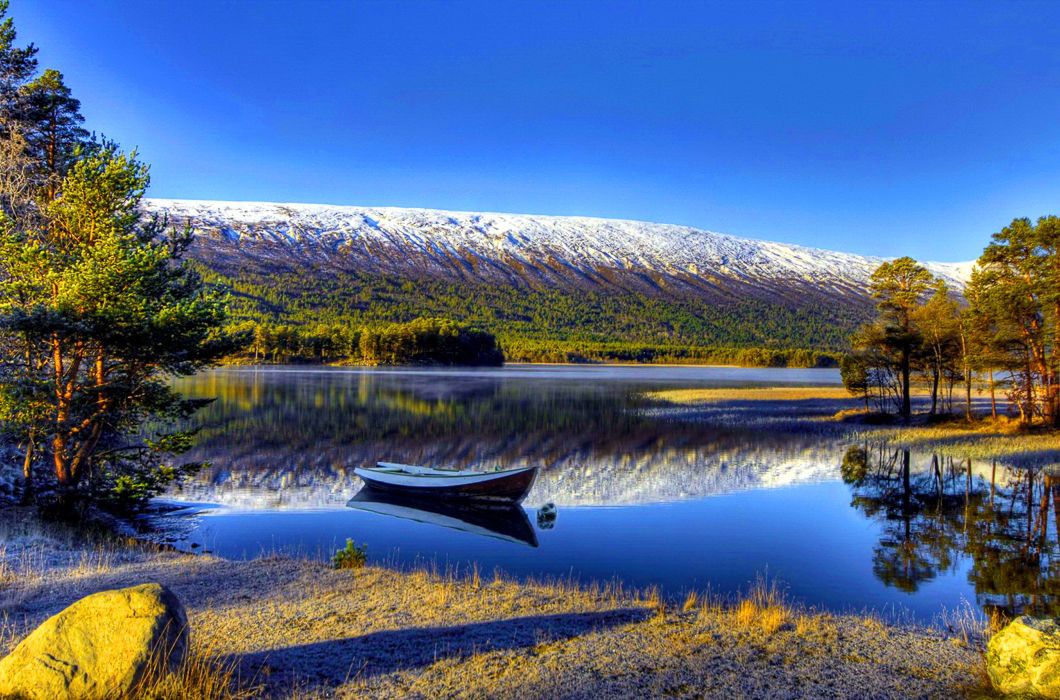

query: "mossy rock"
left=0, top=582, right=188, bottom=699
left=987, top=616, right=1060, bottom=698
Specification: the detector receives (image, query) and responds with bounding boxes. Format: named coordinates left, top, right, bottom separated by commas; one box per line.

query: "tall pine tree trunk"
left=901, top=347, right=911, bottom=419
left=960, top=330, right=972, bottom=421
left=930, top=367, right=939, bottom=416
left=989, top=369, right=997, bottom=419
left=20, top=433, right=34, bottom=505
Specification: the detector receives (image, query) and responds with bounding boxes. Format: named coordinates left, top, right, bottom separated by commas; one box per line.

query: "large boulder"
left=987, top=616, right=1060, bottom=698
left=0, top=582, right=188, bottom=699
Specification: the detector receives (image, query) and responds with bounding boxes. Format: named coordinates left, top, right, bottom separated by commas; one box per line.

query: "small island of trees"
left=844, top=215, right=1060, bottom=427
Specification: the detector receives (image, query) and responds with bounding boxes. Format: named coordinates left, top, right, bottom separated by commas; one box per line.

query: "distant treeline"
left=227, top=318, right=835, bottom=368
left=232, top=317, right=504, bottom=366
left=196, top=264, right=863, bottom=366
left=502, top=339, right=838, bottom=367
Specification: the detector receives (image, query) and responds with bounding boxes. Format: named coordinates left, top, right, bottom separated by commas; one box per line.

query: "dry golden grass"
left=129, top=636, right=260, bottom=700
left=864, top=419, right=1060, bottom=466
left=646, top=386, right=854, bottom=403
left=794, top=611, right=831, bottom=638
left=727, top=576, right=792, bottom=636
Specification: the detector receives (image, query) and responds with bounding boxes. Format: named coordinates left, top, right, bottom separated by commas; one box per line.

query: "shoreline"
left=2, top=383, right=1036, bottom=696
left=0, top=508, right=985, bottom=698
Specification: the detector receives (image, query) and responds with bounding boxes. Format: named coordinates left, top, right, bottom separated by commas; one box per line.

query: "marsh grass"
left=649, top=383, right=1060, bottom=467
left=728, top=575, right=792, bottom=635
left=864, top=419, right=1060, bottom=468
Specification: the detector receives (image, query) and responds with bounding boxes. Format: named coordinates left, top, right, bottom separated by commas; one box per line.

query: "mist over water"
left=162, top=366, right=1060, bottom=621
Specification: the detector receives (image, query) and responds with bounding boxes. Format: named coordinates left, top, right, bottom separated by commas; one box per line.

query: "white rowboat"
left=354, top=462, right=538, bottom=503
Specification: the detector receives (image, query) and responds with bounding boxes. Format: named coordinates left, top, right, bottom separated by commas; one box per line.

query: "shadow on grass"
left=239, top=608, right=649, bottom=691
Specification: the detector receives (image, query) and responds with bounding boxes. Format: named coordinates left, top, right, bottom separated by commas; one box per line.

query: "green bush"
left=332, top=538, right=368, bottom=569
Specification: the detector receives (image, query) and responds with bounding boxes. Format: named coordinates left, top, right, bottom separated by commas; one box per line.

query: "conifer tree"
left=868, top=257, right=933, bottom=419
left=912, top=280, right=960, bottom=416
left=0, top=0, right=36, bottom=127
left=0, top=145, right=246, bottom=509
left=971, top=216, right=1060, bottom=425
left=20, top=68, right=88, bottom=192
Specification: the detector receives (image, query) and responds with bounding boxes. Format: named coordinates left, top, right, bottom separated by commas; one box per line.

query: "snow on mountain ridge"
left=143, top=198, right=974, bottom=290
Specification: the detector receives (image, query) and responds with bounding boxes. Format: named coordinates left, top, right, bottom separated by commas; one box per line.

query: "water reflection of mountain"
left=169, top=369, right=845, bottom=508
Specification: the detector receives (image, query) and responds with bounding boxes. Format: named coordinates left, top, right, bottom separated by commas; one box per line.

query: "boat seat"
left=376, top=462, right=485, bottom=476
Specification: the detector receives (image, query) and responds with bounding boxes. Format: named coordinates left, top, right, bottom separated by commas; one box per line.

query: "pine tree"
left=868, top=257, right=933, bottom=419
left=0, top=0, right=37, bottom=126
left=971, top=216, right=1060, bottom=425
left=912, top=280, right=960, bottom=416
left=20, top=69, right=88, bottom=195
left=0, top=145, right=246, bottom=509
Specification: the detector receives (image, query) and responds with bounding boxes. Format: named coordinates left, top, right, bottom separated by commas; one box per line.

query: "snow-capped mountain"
left=143, top=199, right=973, bottom=304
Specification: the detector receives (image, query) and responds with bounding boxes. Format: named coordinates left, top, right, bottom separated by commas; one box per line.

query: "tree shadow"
left=239, top=607, right=649, bottom=692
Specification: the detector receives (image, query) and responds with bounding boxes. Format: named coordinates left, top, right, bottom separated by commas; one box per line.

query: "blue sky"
left=16, top=0, right=1060, bottom=261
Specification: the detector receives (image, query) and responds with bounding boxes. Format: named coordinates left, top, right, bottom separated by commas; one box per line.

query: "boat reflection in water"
left=347, top=487, right=540, bottom=548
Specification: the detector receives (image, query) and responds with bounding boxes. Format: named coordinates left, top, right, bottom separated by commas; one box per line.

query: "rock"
left=987, top=616, right=1060, bottom=698
left=0, top=582, right=188, bottom=699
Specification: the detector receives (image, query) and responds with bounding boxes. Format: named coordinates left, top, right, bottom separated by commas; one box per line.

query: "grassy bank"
left=0, top=509, right=986, bottom=698
left=646, top=385, right=1060, bottom=471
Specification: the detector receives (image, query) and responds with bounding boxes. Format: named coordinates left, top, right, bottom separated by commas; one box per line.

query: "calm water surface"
left=162, top=365, right=1059, bottom=622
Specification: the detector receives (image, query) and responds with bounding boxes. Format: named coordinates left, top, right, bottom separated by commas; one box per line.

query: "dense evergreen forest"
left=242, top=317, right=504, bottom=366
left=203, top=265, right=859, bottom=367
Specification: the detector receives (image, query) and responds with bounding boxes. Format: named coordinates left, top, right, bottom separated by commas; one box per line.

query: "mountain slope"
left=141, top=199, right=973, bottom=355
left=145, top=199, right=971, bottom=302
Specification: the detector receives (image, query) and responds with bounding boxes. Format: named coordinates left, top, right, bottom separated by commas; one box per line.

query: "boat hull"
left=354, top=466, right=538, bottom=503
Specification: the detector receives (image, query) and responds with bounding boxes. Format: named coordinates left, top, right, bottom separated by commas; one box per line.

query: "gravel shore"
left=0, top=508, right=985, bottom=699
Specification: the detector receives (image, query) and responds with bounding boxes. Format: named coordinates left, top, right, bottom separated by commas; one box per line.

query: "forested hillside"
left=201, top=264, right=865, bottom=365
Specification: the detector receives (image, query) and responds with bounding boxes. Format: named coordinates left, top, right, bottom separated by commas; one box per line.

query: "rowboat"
left=353, top=462, right=538, bottom=503
left=347, top=489, right=538, bottom=547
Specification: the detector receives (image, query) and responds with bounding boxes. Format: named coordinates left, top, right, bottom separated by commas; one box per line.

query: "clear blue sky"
left=16, top=0, right=1060, bottom=261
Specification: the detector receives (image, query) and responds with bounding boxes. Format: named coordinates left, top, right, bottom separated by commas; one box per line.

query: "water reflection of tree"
left=844, top=444, right=1060, bottom=617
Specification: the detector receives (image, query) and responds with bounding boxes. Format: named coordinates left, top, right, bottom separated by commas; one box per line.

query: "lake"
left=161, top=365, right=1059, bottom=623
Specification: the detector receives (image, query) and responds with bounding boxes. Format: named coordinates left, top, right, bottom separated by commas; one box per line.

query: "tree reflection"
left=845, top=444, right=1060, bottom=617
